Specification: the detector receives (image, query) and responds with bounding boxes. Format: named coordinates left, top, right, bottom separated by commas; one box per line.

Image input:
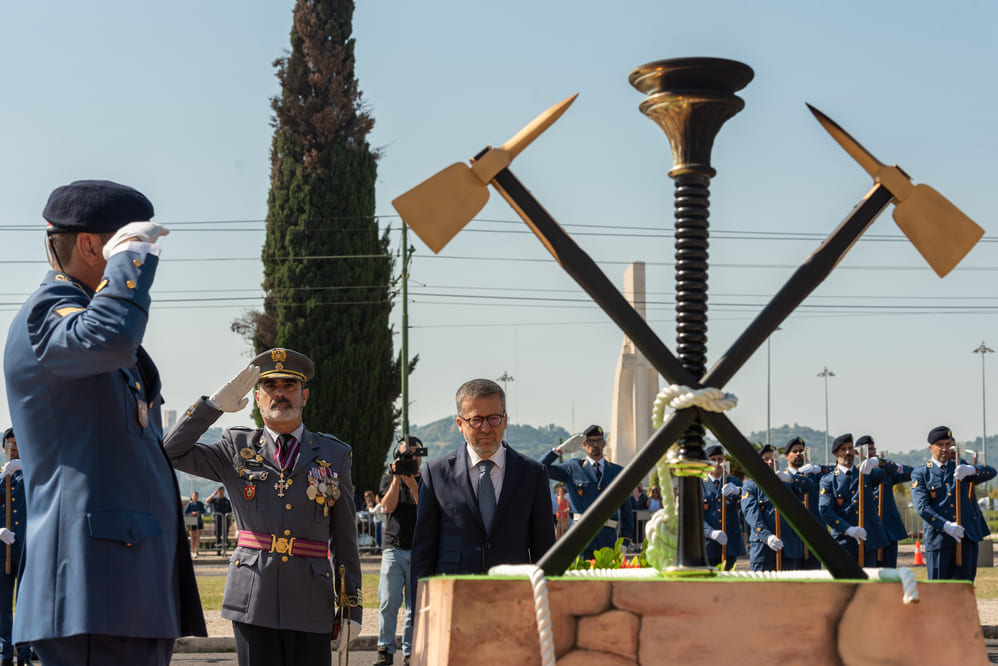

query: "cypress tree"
left=236, top=0, right=400, bottom=495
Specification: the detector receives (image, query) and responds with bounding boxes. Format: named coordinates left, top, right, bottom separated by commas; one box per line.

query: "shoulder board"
left=54, top=306, right=85, bottom=317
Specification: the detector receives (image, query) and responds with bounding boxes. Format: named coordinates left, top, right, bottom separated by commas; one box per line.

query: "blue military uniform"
left=872, top=459, right=912, bottom=568
left=790, top=465, right=829, bottom=569
left=818, top=466, right=888, bottom=566
left=0, top=432, right=30, bottom=665
left=3, top=181, right=204, bottom=664
left=912, top=457, right=995, bottom=580
left=741, top=476, right=804, bottom=571
left=539, top=428, right=633, bottom=559
left=702, top=473, right=746, bottom=570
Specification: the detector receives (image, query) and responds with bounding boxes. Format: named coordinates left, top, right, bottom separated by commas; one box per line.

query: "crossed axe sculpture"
left=392, top=95, right=984, bottom=579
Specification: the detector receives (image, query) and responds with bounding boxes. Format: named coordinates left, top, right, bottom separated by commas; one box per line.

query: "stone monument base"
left=412, top=575, right=985, bottom=664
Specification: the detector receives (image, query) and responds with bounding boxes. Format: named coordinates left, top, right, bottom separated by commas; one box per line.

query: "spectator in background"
left=648, top=486, right=664, bottom=511
left=554, top=484, right=570, bottom=539
left=206, top=486, right=232, bottom=556
left=184, top=492, right=206, bottom=559
left=364, top=490, right=384, bottom=549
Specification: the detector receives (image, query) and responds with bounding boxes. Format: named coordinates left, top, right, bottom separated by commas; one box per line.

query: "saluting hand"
left=102, top=221, right=170, bottom=259
left=208, top=365, right=262, bottom=412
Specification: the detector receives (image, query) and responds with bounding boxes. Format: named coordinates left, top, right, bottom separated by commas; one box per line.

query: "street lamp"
left=766, top=327, right=783, bottom=449
left=973, top=342, right=993, bottom=467
left=817, top=366, right=835, bottom=464
left=496, top=371, right=515, bottom=397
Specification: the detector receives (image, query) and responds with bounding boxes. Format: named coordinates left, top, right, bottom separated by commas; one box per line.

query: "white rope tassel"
left=653, top=384, right=737, bottom=426
left=716, top=566, right=920, bottom=604
left=489, top=564, right=557, bottom=666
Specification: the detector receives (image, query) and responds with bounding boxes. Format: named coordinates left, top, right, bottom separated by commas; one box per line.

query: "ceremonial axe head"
left=391, top=94, right=578, bottom=253
left=808, top=104, right=983, bottom=277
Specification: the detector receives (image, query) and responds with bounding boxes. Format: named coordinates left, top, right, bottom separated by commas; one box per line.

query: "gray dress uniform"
left=164, top=399, right=362, bottom=633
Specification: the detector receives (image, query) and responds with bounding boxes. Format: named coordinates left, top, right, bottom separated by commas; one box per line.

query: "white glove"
left=943, top=521, right=965, bottom=542
left=1, top=459, right=21, bottom=477
left=102, top=221, right=170, bottom=259
left=765, top=535, right=784, bottom=551
left=775, top=470, right=792, bottom=482
left=858, top=457, right=879, bottom=475
left=708, top=529, right=728, bottom=546
left=558, top=434, right=585, bottom=455
left=0, top=528, right=15, bottom=545
left=721, top=482, right=739, bottom=497
left=955, top=464, right=976, bottom=481
left=799, top=463, right=822, bottom=474
left=336, top=619, right=363, bottom=655
left=207, top=365, right=261, bottom=412
left=845, top=526, right=867, bottom=543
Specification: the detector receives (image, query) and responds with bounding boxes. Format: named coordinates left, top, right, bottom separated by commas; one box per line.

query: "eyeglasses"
left=458, top=413, right=506, bottom=429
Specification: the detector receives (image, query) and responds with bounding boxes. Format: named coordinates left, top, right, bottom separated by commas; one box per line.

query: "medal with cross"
left=274, top=473, right=291, bottom=498
left=392, top=57, right=983, bottom=579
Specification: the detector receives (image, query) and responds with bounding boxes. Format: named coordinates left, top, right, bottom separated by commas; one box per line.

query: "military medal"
left=836, top=497, right=844, bottom=506
left=240, top=448, right=254, bottom=460
left=244, top=484, right=256, bottom=500
left=274, top=474, right=290, bottom=497
left=307, top=485, right=318, bottom=500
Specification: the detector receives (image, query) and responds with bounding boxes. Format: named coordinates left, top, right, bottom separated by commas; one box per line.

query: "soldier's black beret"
left=43, top=180, right=154, bottom=233
left=706, top=445, right=723, bottom=458
left=783, top=437, right=805, bottom=454
left=927, top=426, right=952, bottom=444
left=759, top=444, right=775, bottom=455
left=252, top=348, right=314, bottom=383
left=1, top=428, right=12, bottom=442
left=583, top=425, right=604, bottom=438
left=831, top=433, right=853, bottom=454
left=855, top=435, right=874, bottom=449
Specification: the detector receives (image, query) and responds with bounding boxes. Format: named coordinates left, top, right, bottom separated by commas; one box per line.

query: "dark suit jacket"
left=411, top=443, right=555, bottom=581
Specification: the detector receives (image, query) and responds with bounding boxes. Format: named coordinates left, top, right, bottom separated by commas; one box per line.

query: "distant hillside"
left=408, top=417, right=570, bottom=462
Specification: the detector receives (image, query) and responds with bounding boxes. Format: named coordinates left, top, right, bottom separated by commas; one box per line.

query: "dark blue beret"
left=583, top=424, right=604, bottom=438
left=927, top=426, right=952, bottom=444
left=783, top=437, right=805, bottom=454
left=706, top=445, right=723, bottom=458
left=43, top=180, right=154, bottom=233
left=1, top=428, right=11, bottom=442
left=831, top=433, right=853, bottom=454
left=855, top=435, right=874, bottom=449
left=759, top=444, right=775, bottom=455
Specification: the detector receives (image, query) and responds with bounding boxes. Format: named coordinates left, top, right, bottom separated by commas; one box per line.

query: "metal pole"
left=818, top=366, right=835, bottom=465
left=974, top=342, right=993, bottom=467
left=767, top=336, right=771, bottom=449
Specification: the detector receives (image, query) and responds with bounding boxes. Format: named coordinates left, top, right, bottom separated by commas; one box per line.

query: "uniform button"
left=282, top=555, right=289, bottom=562
left=126, top=280, right=136, bottom=289
left=325, top=572, right=331, bottom=578
left=285, top=503, right=292, bottom=510
left=235, top=560, right=240, bottom=566
left=133, top=259, right=142, bottom=267
left=286, top=479, right=293, bottom=486
left=284, top=529, right=291, bottom=536
left=135, top=381, right=141, bottom=390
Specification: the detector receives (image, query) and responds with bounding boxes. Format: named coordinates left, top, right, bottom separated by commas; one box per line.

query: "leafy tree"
left=233, top=0, right=401, bottom=494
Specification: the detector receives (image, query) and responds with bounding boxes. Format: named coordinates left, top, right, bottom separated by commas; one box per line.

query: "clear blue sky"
left=2, top=1, right=997, bottom=464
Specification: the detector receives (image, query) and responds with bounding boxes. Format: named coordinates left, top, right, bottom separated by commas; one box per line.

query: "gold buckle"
left=268, top=535, right=295, bottom=557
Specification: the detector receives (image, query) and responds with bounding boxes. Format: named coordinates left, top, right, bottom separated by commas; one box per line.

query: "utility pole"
left=400, top=222, right=411, bottom=440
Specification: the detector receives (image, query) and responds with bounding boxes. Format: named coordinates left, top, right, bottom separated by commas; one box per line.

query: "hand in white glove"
left=1, top=459, right=21, bottom=478
left=102, top=221, right=170, bottom=259
left=721, top=482, right=740, bottom=497
left=207, top=365, right=261, bottom=413
left=558, top=434, right=585, bottom=455
left=845, top=526, right=867, bottom=543
left=955, top=464, right=977, bottom=481
left=775, top=470, right=792, bottom=482
left=708, top=529, right=728, bottom=546
left=765, top=534, right=784, bottom=551
left=0, top=528, right=15, bottom=546
left=335, top=619, right=363, bottom=655
left=799, top=463, right=822, bottom=474
left=858, top=457, right=879, bottom=475
left=943, top=521, right=965, bottom=542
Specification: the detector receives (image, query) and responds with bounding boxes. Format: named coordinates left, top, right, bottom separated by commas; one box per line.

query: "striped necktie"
left=276, top=433, right=298, bottom=471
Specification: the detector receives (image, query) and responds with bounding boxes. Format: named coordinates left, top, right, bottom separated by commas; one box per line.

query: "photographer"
left=375, top=438, right=424, bottom=666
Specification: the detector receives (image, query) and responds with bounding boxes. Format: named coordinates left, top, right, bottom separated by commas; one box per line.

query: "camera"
left=393, top=437, right=427, bottom=476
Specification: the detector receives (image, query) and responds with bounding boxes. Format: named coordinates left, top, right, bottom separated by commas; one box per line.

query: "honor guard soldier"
left=0, top=430, right=31, bottom=666
left=3, top=181, right=205, bottom=666
left=741, top=445, right=798, bottom=571
left=165, top=349, right=363, bottom=666
left=911, top=426, right=996, bottom=581
left=540, top=425, right=634, bottom=558
left=702, top=445, right=745, bottom=570
left=860, top=436, right=912, bottom=568
left=819, top=433, right=889, bottom=566
left=783, top=437, right=827, bottom=569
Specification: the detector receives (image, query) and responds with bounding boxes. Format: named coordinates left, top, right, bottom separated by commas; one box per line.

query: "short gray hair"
left=455, top=378, right=506, bottom=415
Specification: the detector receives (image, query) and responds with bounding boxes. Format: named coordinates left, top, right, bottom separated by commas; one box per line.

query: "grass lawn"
left=196, top=573, right=380, bottom=612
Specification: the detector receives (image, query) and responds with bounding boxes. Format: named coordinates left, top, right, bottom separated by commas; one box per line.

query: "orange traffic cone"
left=913, top=540, right=925, bottom=566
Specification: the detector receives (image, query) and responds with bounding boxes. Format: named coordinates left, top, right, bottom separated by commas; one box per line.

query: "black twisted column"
left=629, top=57, right=753, bottom=573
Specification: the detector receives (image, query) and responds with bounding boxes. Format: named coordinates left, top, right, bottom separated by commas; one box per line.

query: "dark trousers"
left=214, top=513, right=230, bottom=553
left=876, top=540, right=899, bottom=568
left=33, top=634, right=173, bottom=666
left=233, top=621, right=332, bottom=666
left=926, top=540, right=979, bottom=581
